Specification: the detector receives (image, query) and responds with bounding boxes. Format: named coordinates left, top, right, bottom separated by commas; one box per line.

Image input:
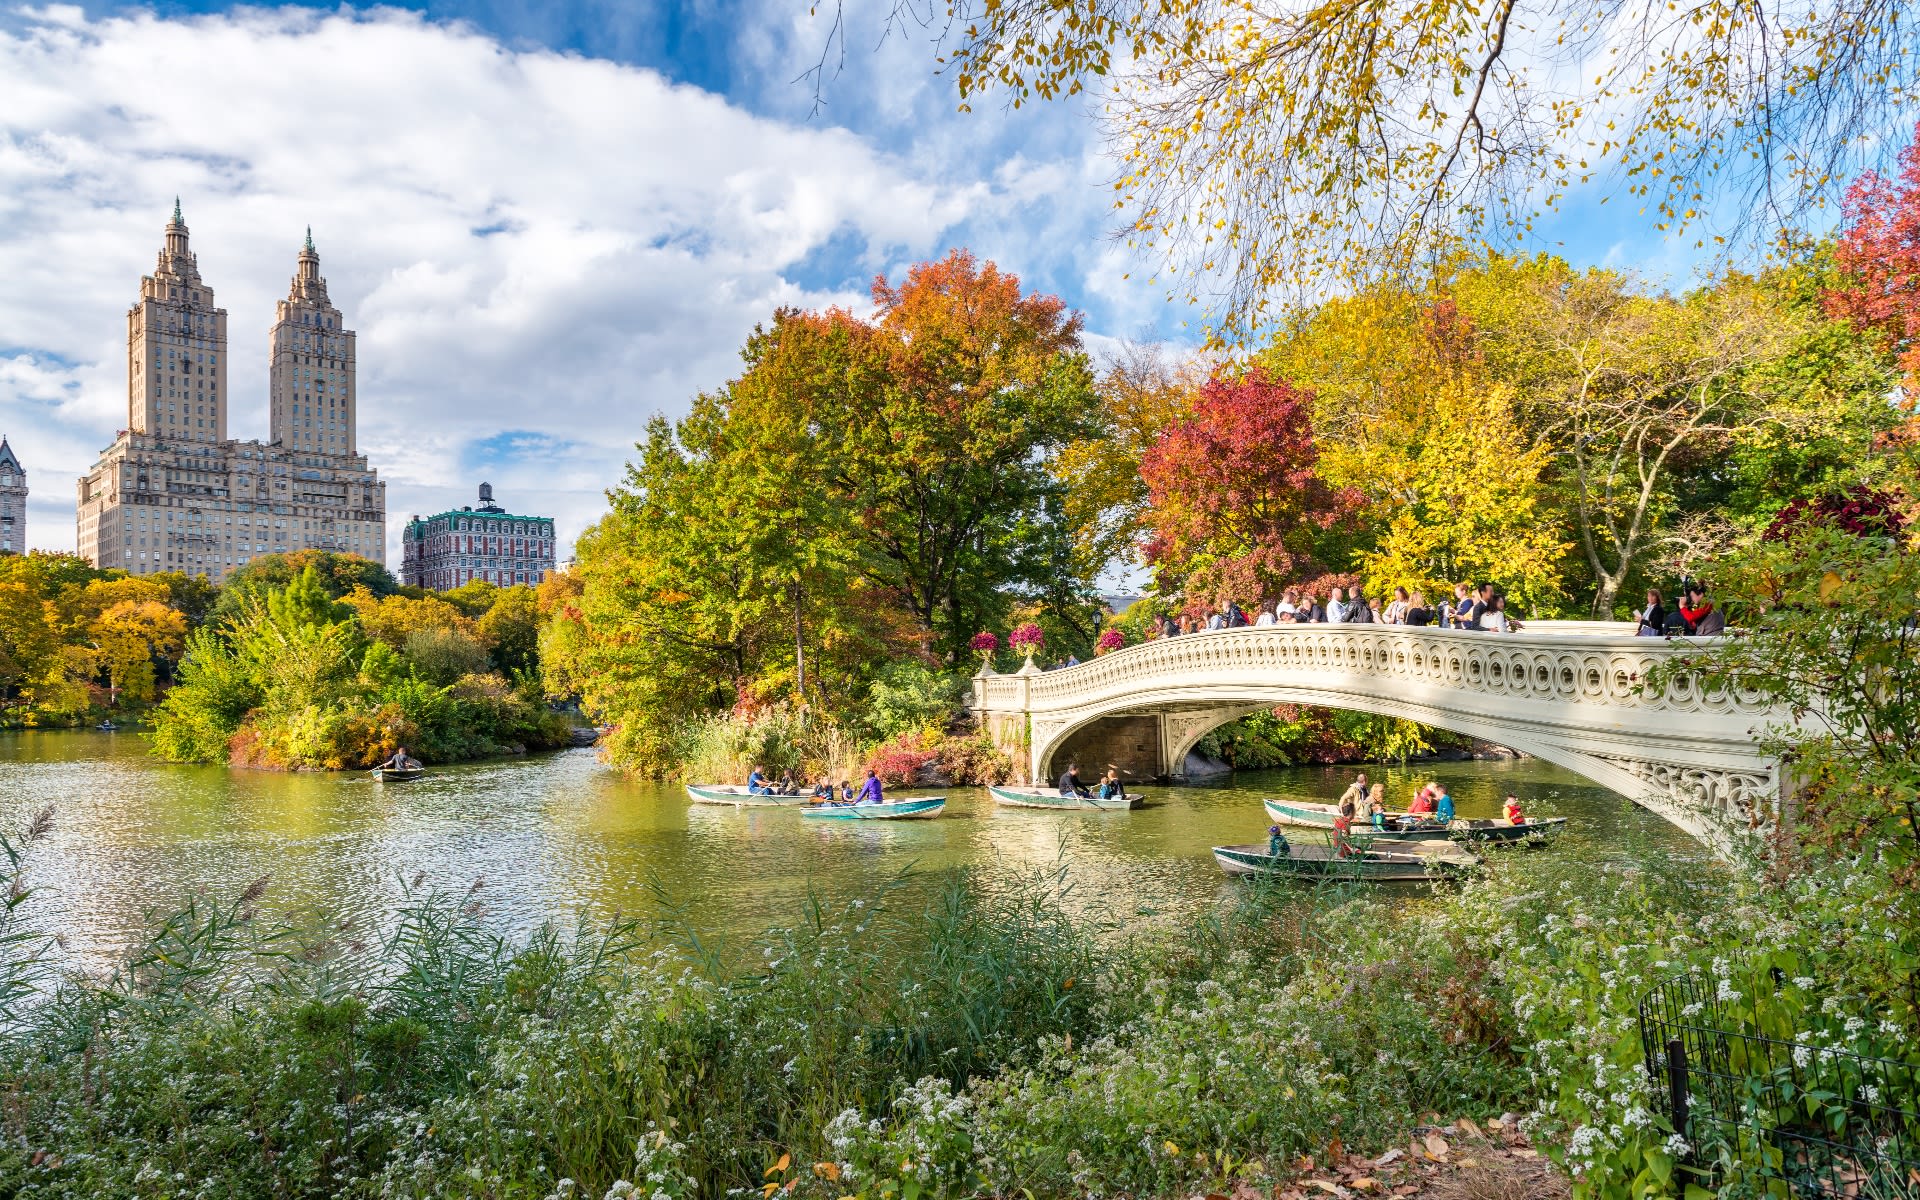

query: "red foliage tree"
left=1826, top=122, right=1920, bottom=378
left=1138, top=368, right=1362, bottom=606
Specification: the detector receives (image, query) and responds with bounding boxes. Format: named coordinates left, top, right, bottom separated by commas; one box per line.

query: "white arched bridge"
left=970, top=623, right=1785, bottom=842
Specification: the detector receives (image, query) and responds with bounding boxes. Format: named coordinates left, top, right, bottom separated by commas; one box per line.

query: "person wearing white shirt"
left=1326, top=587, right=1349, bottom=623
left=1255, top=607, right=1276, bottom=626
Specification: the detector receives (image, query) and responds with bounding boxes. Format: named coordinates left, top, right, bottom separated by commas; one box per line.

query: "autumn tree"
left=1468, top=264, right=1799, bottom=615
left=828, top=250, right=1104, bottom=652
left=855, top=0, right=1917, bottom=335
left=88, top=599, right=187, bottom=706
left=1056, top=342, right=1206, bottom=582
left=1138, top=367, right=1360, bottom=605
left=1265, top=282, right=1568, bottom=610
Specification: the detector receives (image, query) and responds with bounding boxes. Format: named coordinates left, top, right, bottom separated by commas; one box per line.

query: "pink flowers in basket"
left=1008, top=623, right=1045, bottom=655
left=969, top=631, right=1000, bottom=656
left=1095, top=628, right=1126, bottom=655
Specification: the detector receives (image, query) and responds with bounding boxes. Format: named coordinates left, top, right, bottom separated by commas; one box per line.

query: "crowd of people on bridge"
left=1142, top=577, right=1728, bottom=638
left=1151, top=580, right=1526, bottom=637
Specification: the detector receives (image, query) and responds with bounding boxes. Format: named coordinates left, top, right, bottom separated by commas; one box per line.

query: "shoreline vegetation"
left=2, top=805, right=1912, bottom=1200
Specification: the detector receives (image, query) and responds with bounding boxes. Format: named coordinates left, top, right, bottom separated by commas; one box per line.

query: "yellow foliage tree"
left=871, top=0, right=1911, bottom=335
left=1352, top=387, right=1567, bottom=614
left=343, top=587, right=485, bottom=650
left=89, top=599, right=188, bottom=706
left=1265, top=275, right=1568, bottom=611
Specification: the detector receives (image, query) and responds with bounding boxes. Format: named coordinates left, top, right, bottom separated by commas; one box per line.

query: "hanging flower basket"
left=1095, top=628, right=1126, bottom=656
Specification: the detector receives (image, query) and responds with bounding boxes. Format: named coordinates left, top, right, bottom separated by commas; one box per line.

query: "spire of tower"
left=304, top=226, right=314, bottom=253
left=172, top=196, right=182, bottom=223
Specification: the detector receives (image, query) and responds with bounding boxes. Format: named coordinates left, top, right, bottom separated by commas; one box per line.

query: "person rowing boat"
left=380, top=747, right=421, bottom=772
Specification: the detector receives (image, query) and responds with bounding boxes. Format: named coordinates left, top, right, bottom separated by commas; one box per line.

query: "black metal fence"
left=1639, top=971, right=1920, bottom=1198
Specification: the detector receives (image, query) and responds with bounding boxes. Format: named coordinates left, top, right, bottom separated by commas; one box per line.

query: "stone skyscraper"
left=0, top=436, right=24, bottom=554
left=270, top=230, right=358, bottom=455
left=125, top=198, right=230, bottom=443
left=76, top=203, right=387, bottom=581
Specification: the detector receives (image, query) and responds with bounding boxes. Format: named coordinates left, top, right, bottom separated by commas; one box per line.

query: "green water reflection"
left=1, top=729, right=1705, bottom=965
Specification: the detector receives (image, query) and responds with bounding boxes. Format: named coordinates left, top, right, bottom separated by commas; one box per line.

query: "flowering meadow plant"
left=1007, top=623, right=1044, bottom=654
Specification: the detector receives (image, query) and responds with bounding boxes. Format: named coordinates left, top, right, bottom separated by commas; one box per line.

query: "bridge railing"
left=974, top=624, right=1769, bottom=718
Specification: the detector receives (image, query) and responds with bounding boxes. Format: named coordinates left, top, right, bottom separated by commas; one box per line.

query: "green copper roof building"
left=400, top=483, right=557, bottom=591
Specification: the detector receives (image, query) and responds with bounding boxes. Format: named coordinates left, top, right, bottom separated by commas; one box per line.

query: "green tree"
left=475, top=586, right=541, bottom=677
left=213, top=551, right=396, bottom=625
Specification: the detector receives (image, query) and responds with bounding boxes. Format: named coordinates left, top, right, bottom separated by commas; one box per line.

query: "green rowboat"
left=989, top=785, right=1143, bottom=811
left=685, top=783, right=814, bottom=807
left=1212, top=842, right=1478, bottom=882
left=800, top=797, right=946, bottom=820
left=1262, top=798, right=1565, bottom=846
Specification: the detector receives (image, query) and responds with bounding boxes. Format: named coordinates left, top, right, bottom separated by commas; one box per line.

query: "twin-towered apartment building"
left=75, top=203, right=386, bottom=581
left=68, top=204, right=556, bottom=589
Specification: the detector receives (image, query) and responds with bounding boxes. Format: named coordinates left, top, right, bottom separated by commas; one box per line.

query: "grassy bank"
left=2, top=811, right=1913, bottom=1200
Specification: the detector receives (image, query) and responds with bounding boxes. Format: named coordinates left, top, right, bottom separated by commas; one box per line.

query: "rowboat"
left=371, top=765, right=426, bottom=782
left=1262, top=798, right=1565, bottom=846
left=685, top=783, right=815, bottom=807
left=989, top=785, right=1144, bottom=811
left=800, top=797, right=946, bottom=820
left=1212, top=842, right=1478, bottom=882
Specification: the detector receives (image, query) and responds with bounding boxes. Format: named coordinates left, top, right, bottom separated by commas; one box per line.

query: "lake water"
left=1, top=730, right=1705, bottom=967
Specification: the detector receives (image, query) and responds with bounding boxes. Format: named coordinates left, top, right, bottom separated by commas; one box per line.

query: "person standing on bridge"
left=1326, top=587, right=1349, bottom=623
left=1446, top=582, right=1473, bottom=628
left=1637, top=588, right=1667, bottom=637
left=1383, top=586, right=1411, bottom=624
left=1404, top=591, right=1434, bottom=627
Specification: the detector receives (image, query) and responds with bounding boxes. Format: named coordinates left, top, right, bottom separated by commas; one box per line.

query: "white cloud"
left=0, top=3, right=1136, bottom=559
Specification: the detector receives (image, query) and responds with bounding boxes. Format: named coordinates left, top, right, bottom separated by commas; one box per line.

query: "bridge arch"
left=973, top=623, right=1784, bottom=846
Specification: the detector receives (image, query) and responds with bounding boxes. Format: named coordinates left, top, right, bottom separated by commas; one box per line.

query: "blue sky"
left=0, top=0, right=1778, bottom=564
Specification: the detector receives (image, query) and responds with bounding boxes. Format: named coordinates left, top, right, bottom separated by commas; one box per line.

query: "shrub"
left=867, top=733, right=940, bottom=786
left=864, top=661, right=965, bottom=742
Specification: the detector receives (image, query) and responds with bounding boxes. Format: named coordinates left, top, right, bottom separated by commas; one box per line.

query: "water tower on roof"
left=477, top=481, right=504, bottom=513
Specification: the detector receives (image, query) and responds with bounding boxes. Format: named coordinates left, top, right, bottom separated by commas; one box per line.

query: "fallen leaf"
left=760, top=1185, right=779, bottom=1198
left=1304, top=1181, right=1347, bottom=1197
left=1511, top=1148, right=1539, bottom=1159
left=1328, top=1136, right=1343, bottom=1163
left=1206, top=1192, right=1229, bottom=1200
left=1423, top=1134, right=1450, bottom=1159
left=1164, top=1141, right=1181, bottom=1156
left=1295, top=1155, right=1316, bottom=1171
left=775, top=1153, right=791, bottom=1174
left=1457, top=1157, right=1481, bottom=1169
left=1349, top=1179, right=1379, bottom=1192
left=812, top=1163, right=841, bottom=1182
left=1455, top=1117, right=1480, bottom=1138
left=1373, top=1148, right=1404, bottom=1167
